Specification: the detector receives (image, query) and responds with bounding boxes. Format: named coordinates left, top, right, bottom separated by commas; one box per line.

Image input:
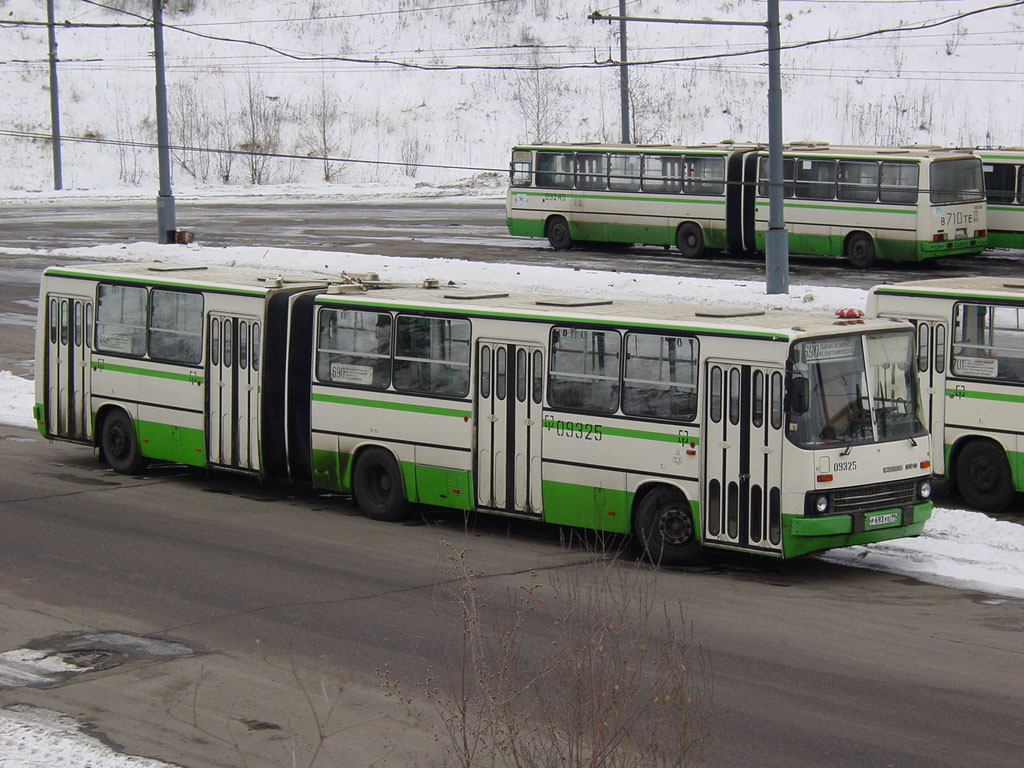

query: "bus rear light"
left=932, top=233, right=947, bottom=242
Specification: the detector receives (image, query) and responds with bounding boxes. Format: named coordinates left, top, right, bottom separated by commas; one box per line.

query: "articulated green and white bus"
left=36, top=262, right=933, bottom=563
left=977, top=147, right=1024, bottom=249
left=868, top=277, right=1024, bottom=512
left=506, top=142, right=988, bottom=268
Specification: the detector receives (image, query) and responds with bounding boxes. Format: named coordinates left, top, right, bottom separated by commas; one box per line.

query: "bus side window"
left=709, top=366, right=723, bottom=423
left=758, top=157, right=795, bottom=198
left=149, top=289, right=204, bottom=364
left=794, top=158, right=836, bottom=200
left=511, top=150, right=533, bottom=187
left=49, top=298, right=57, bottom=344
left=880, top=162, right=919, bottom=204
left=252, top=323, right=261, bottom=371
left=548, top=326, right=621, bottom=413
left=917, top=323, right=930, bottom=372
left=838, top=160, right=879, bottom=202
left=211, top=318, right=220, bottom=367
left=608, top=153, right=641, bottom=192
left=934, top=324, right=945, bottom=373
left=85, top=303, right=93, bottom=349
left=576, top=152, right=608, bottom=190
left=535, top=152, right=574, bottom=189
left=984, top=162, right=1016, bottom=204
left=59, top=300, right=68, bottom=346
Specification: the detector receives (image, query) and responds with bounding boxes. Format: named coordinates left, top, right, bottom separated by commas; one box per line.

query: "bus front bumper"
left=783, top=501, right=933, bottom=557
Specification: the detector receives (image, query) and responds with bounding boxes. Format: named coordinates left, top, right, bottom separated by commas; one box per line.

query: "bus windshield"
left=929, top=157, right=985, bottom=204
left=787, top=330, right=926, bottom=448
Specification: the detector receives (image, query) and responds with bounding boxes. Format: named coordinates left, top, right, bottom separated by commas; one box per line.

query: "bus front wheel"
left=955, top=440, right=1014, bottom=512
left=845, top=232, right=876, bottom=269
left=100, top=410, right=146, bottom=475
left=546, top=216, right=573, bottom=250
left=676, top=223, right=705, bottom=258
left=353, top=447, right=410, bottom=522
left=633, top=487, right=707, bottom=566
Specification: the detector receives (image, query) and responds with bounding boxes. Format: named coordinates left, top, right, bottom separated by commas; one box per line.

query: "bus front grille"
left=831, top=479, right=920, bottom=515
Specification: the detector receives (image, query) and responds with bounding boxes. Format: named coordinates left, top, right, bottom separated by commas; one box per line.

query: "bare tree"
left=384, top=542, right=711, bottom=768
left=170, top=77, right=213, bottom=182
left=299, top=69, right=343, bottom=182
left=239, top=72, right=285, bottom=185
left=512, top=46, right=569, bottom=143
left=213, top=88, right=236, bottom=184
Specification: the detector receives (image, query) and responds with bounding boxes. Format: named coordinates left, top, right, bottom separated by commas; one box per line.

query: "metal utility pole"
left=618, top=0, right=629, bottom=143
left=589, top=8, right=790, bottom=295
left=764, top=0, right=788, bottom=294
left=46, top=0, right=63, bottom=190
left=153, top=0, right=176, bottom=244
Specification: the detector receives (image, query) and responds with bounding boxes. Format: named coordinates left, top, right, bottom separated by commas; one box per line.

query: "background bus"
left=36, top=263, right=934, bottom=564
left=507, top=142, right=987, bottom=269
left=978, top=147, right=1024, bottom=249
left=868, top=277, right=1024, bottom=512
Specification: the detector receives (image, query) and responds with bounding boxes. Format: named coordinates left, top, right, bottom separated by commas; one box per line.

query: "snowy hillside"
left=1, top=0, right=1023, bottom=191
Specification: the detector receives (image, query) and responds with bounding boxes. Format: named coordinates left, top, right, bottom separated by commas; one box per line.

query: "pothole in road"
left=0, top=631, right=194, bottom=690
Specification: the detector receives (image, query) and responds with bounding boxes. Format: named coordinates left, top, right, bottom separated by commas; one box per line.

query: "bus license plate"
left=867, top=511, right=900, bottom=528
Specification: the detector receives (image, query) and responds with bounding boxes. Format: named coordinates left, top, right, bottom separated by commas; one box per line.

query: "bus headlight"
left=814, top=494, right=830, bottom=514
left=919, top=480, right=932, bottom=500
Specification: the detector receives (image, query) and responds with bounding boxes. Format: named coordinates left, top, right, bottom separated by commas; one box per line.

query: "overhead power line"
left=69, top=0, right=1024, bottom=71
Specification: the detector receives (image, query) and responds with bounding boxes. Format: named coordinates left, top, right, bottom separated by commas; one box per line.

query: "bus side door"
left=702, top=361, right=785, bottom=554
left=475, top=341, right=544, bottom=516
left=207, top=314, right=262, bottom=472
left=913, top=318, right=948, bottom=477
left=45, top=295, right=92, bottom=442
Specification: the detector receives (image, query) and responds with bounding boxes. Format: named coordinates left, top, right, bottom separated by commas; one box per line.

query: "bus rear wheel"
left=100, top=410, right=146, bottom=475
left=676, top=222, right=705, bottom=258
left=353, top=447, right=410, bottom=521
left=633, top=487, right=707, bottom=566
left=546, top=216, right=573, bottom=250
left=845, top=232, right=876, bottom=269
left=955, top=440, right=1014, bottom=512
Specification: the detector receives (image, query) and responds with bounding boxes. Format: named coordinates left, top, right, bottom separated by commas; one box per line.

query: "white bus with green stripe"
left=977, top=147, right=1024, bottom=249
left=868, top=277, right=1024, bottom=512
left=34, top=262, right=933, bottom=564
left=309, top=284, right=932, bottom=564
left=506, top=142, right=987, bottom=269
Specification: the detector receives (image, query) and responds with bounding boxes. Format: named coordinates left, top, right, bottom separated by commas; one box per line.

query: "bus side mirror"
left=788, top=376, right=810, bottom=414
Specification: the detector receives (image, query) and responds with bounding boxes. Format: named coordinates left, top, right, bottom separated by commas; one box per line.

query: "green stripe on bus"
left=44, top=268, right=269, bottom=296
left=92, top=360, right=203, bottom=383
left=516, top=189, right=726, bottom=205
left=753, top=200, right=917, bottom=215
left=541, top=418, right=700, bottom=445
left=311, top=392, right=472, bottom=418
left=945, top=388, right=1024, bottom=404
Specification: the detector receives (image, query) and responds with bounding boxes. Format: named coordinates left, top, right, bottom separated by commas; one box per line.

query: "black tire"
left=546, top=216, right=573, bottom=250
left=955, top=440, right=1014, bottom=512
left=845, top=232, right=876, bottom=269
left=100, top=410, right=146, bottom=475
left=675, top=222, right=705, bottom=258
left=352, top=447, right=410, bottom=522
left=632, top=487, right=707, bottom=566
